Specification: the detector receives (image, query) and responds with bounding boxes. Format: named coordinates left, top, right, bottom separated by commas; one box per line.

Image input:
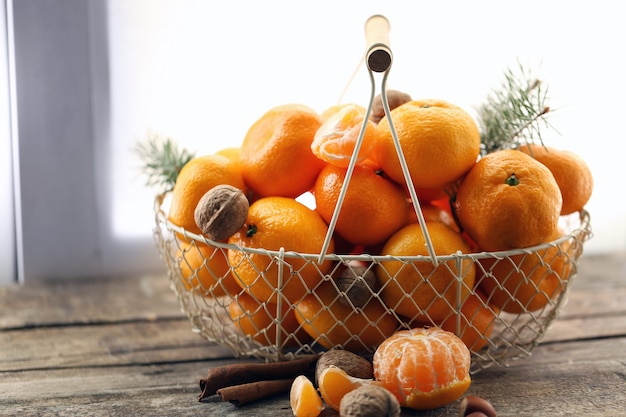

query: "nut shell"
left=194, top=185, right=249, bottom=241
left=370, top=89, right=412, bottom=124
left=336, top=264, right=378, bottom=308
left=339, top=384, right=401, bottom=417
left=315, top=349, right=374, bottom=385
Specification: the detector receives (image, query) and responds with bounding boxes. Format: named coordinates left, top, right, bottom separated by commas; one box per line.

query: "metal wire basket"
left=151, top=16, right=593, bottom=373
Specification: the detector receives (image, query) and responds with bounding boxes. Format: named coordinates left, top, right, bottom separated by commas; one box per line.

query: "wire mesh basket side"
left=153, top=193, right=591, bottom=370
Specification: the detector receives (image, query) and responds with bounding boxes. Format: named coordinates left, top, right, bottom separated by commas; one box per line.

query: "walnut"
left=194, top=185, right=249, bottom=241
left=339, top=384, right=401, bottom=417
left=336, top=261, right=378, bottom=308
left=370, top=89, right=412, bottom=124
left=315, top=349, right=374, bottom=385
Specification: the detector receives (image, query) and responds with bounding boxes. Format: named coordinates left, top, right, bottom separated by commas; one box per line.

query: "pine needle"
left=476, top=63, right=553, bottom=156
left=134, top=132, right=195, bottom=193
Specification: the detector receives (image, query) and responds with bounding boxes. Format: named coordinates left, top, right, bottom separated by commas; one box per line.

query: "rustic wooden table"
left=1, top=253, right=625, bottom=416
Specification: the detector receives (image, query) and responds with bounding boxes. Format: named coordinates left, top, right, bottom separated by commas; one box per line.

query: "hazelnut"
left=459, top=395, right=497, bottom=417
left=339, top=384, right=400, bottom=417
left=315, top=349, right=374, bottom=385
left=336, top=262, right=378, bottom=308
left=194, top=184, right=249, bottom=241
left=370, top=89, right=412, bottom=123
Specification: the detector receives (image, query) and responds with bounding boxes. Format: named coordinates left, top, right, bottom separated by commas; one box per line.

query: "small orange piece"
left=240, top=104, right=325, bottom=198
left=227, top=196, right=334, bottom=304
left=311, top=103, right=379, bottom=167
left=454, top=149, right=563, bottom=251
left=477, top=230, right=574, bottom=313
left=168, top=154, right=245, bottom=235
left=317, top=366, right=369, bottom=411
left=290, top=375, right=324, bottom=417
left=440, top=290, right=500, bottom=352
left=377, top=221, right=475, bottom=323
left=293, top=281, right=400, bottom=352
left=314, top=163, right=410, bottom=247
left=374, top=99, right=481, bottom=189
left=227, top=292, right=309, bottom=348
left=177, top=240, right=241, bottom=297
left=373, top=327, right=472, bottom=410
left=518, top=143, right=593, bottom=215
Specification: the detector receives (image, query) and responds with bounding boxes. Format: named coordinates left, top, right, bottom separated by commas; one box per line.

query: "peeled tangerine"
left=311, top=103, right=379, bottom=167
left=373, top=327, right=472, bottom=410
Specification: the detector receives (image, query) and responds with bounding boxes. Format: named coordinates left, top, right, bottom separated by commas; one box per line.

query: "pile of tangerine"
left=163, top=92, right=593, bottom=358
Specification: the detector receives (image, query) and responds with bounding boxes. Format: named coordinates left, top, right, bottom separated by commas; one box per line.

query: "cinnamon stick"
left=216, top=379, right=293, bottom=406
left=198, top=355, right=319, bottom=401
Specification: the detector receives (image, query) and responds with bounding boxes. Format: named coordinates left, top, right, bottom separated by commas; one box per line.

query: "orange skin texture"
left=227, top=196, right=334, bottom=304
left=374, top=99, right=481, bottom=189
left=293, top=281, right=400, bottom=352
left=518, top=143, right=593, bottom=215
left=377, top=221, right=476, bottom=323
left=454, top=149, right=563, bottom=251
left=314, top=163, right=410, bottom=247
left=240, top=104, right=325, bottom=199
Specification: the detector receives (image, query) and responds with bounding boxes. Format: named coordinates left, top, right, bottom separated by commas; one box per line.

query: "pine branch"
left=476, top=63, right=553, bottom=156
left=134, top=132, right=195, bottom=193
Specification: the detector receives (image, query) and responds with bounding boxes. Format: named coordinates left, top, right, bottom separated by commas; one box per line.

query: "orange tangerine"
left=374, top=99, right=481, bottom=189
left=377, top=221, right=475, bottom=323
left=314, top=163, right=410, bottom=247
left=168, top=154, right=245, bottom=235
left=177, top=240, right=241, bottom=297
left=311, top=103, right=379, bottom=167
left=227, top=196, right=334, bottom=304
left=477, top=230, right=574, bottom=313
left=293, top=281, right=400, bottom=352
left=440, top=290, right=500, bottom=352
left=240, top=104, right=324, bottom=198
left=373, top=327, right=472, bottom=410
left=227, top=292, right=309, bottom=348
left=317, top=366, right=370, bottom=411
left=518, top=143, right=593, bottom=215
left=455, top=149, right=562, bottom=251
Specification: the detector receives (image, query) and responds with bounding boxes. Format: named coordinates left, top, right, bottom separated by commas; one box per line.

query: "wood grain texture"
left=1, top=253, right=624, bottom=417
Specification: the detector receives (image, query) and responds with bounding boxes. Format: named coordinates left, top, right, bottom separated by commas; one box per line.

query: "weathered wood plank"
left=0, top=273, right=182, bottom=329
left=1, top=338, right=624, bottom=417
left=0, top=319, right=233, bottom=372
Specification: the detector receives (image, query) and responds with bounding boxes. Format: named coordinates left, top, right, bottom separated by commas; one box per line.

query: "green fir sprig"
left=134, top=132, right=195, bottom=193
left=476, top=63, right=553, bottom=156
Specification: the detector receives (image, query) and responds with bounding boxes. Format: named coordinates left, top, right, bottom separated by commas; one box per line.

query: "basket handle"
left=365, top=15, right=392, bottom=73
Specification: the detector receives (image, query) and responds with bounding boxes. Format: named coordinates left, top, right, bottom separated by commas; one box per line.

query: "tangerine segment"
left=454, top=149, right=562, bottom=251
left=290, top=375, right=324, bottom=417
left=227, top=196, right=334, bottom=304
left=293, top=281, right=400, bottom=352
left=518, top=144, right=594, bottom=215
left=374, top=99, right=481, bottom=189
left=317, top=366, right=369, bottom=411
left=314, top=164, right=410, bottom=247
left=477, top=230, right=574, bottom=313
left=227, top=292, right=309, bottom=348
left=177, top=240, right=241, bottom=297
left=240, top=103, right=325, bottom=198
left=377, top=222, right=475, bottom=323
left=312, top=103, right=379, bottom=167
left=373, top=327, right=472, bottom=410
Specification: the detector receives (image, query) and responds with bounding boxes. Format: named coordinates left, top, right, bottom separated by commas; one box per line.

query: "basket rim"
left=154, top=192, right=592, bottom=263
